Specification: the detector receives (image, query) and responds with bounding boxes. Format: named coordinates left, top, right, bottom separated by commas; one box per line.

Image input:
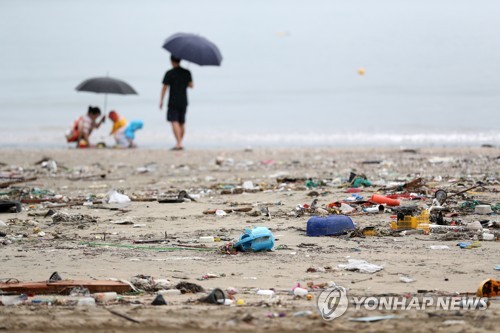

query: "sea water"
left=1, top=0, right=499, bottom=148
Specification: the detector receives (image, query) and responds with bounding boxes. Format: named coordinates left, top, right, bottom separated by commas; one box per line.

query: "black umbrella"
left=75, top=76, right=138, bottom=113
left=162, top=33, right=223, bottom=66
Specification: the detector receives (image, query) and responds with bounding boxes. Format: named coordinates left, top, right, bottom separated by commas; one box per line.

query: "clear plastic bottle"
left=77, top=297, right=96, bottom=307
left=158, top=289, right=181, bottom=296
left=1, top=294, right=27, bottom=306
left=293, top=287, right=308, bottom=297
left=293, top=310, right=313, bottom=317
left=257, top=289, right=275, bottom=297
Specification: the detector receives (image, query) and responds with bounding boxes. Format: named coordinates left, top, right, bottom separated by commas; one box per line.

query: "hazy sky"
left=1, top=0, right=499, bottom=146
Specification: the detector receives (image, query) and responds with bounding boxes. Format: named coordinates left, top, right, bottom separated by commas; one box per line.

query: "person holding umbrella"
left=160, top=32, right=222, bottom=150
left=159, top=55, right=193, bottom=151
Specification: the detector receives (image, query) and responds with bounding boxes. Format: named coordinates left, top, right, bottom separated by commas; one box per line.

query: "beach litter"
left=349, top=315, right=397, bottom=322
left=234, top=227, right=274, bottom=252
left=215, top=209, right=227, bottom=217
left=200, top=288, right=226, bottom=305
left=337, top=259, right=384, bottom=274
left=399, top=275, right=415, bottom=283
left=129, top=275, right=171, bottom=291
left=0, top=200, right=22, bottom=213
left=442, top=320, right=466, bottom=326
left=151, top=294, right=168, bottom=305
left=256, top=289, right=275, bottom=298
left=106, top=190, right=131, bottom=204
left=457, top=241, right=481, bottom=249
left=429, top=245, right=450, bottom=250
left=158, top=190, right=196, bottom=203
left=371, top=194, right=400, bottom=206
left=306, top=215, right=355, bottom=236
left=350, top=174, right=372, bottom=188
left=82, top=242, right=216, bottom=252
left=477, top=278, right=500, bottom=297
left=176, top=282, right=204, bottom=294
left=0, top=276, right=131, bottom=295
left=475, top=205, right=493, bottom=215
left=1, top=148, right=499, bottom=329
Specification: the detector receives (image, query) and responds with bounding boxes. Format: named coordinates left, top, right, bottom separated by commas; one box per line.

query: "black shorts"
left=167, top=106, right=187, bottom=124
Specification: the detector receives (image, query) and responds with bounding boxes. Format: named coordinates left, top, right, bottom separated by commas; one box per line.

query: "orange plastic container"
left=370, top=194, right=400, bottom=206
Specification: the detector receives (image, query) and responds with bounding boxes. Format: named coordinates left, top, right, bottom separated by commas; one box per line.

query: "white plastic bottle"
left=256, top=289, right=275, bottom=297
left=158, top=289, right=182, bottom=296
left=77, top=297, right=96, bottom=307
left=293, top=287, right=308, bottom=297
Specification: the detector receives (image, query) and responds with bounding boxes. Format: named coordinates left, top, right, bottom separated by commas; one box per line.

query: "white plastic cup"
left=242, top=181, right=254, bottom=190
left=215, top=209, right=227, bottom=216
left=466, top=221, right=483, bottom=231
left=475, top=205, right=493, bottom=215
left=364, top=206, right=384, bottom=213
left=199, top=236, right=215, bottom=243
left=256, top=289, right=275, bottom=297
left=77, top=297, right=96, bottom=307
left=1, top=295, right=26, bottom=306
left=482, top=233, right=494, bottom=241
left=293, top=287, right=308, bottom=297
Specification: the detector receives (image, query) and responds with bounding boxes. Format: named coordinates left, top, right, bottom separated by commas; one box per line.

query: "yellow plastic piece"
left=391, top=210, right=430, bottom=230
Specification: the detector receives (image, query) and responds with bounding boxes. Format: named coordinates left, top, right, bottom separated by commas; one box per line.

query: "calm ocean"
left=1, top=0, right=499, bottom=148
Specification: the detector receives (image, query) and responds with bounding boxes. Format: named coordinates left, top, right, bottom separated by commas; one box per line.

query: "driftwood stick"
left=0, top=177, right=37, bottom=188
left=105, top=308, right=141, bottom=324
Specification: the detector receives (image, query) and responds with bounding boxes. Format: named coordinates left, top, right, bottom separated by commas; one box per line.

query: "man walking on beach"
left=159, top=55, right=193, bottom=150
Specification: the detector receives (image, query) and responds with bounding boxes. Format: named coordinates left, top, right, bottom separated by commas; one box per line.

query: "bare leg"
left=180, top=123, right=185, bottom=141
left=171, top=121, right=183, bottom=148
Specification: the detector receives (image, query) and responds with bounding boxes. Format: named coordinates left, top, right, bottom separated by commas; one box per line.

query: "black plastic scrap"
left=0, top=200, right=21, bottom=213
left=200, top=288, right=225, bottom=305
left=158, top=190, right=196, bottom=203
left=151, top=294, right=168, bottom=306
left=175, top=282, right=204, bottom=294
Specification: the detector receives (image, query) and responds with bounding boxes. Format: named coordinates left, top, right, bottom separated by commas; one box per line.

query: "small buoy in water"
left=358, top=67, right=365, bottom=75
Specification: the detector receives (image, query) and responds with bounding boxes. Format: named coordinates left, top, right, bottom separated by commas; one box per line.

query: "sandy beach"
left=0, top=147, right=499, bottom=332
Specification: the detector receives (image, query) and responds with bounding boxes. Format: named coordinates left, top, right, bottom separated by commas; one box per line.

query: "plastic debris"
left=234, top=227, right=274, bottom=252
left=306, top=215, right=355, bottom=236
left=429, top=245, right=450, bottom=250
left=399, top=276, right=415, bottom=283
left=256, top=289, right=275, bottom=297
left=151, top=294, right=167, bottom=305
left=337, top=259, right=384, bottom=274
left=107, top=190, right=131, bottom=204
left=349, top=315, right=397, bottom=322
left=200, top=288, right=226, bottom=305
left=457, top=241, right=481, bottom=249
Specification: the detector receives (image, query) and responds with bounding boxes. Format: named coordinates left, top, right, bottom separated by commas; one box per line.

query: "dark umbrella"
left=75, top=76, right=138, bottom=113
left=162, top=33, right=223, bottom=66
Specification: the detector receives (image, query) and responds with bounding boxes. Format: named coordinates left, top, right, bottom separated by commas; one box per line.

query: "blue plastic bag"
left=234, top=227, right=275, bottom=252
